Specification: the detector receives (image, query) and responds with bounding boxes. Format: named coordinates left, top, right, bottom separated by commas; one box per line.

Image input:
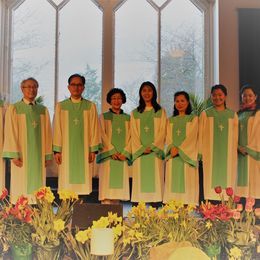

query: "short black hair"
left=68, top=74, right=86, bottom=85
left=106, top=88, right=126, bottom=104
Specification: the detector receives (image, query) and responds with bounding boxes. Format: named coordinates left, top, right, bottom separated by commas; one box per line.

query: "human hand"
left=12, top=158, right=23, bottom=167
left=54, top=153, right=62, bottom=164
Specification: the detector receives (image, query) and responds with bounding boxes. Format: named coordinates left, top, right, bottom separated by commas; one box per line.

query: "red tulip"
left=214, top=186, right=222, bottom=194
left=226, top=187, right=233, bottom=197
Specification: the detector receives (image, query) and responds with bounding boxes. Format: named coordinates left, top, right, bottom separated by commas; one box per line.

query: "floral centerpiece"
left=64, top=211, right=125, bottom=260
left=226, top=197, right=258, bottom=259
left=31, top=186, right=78, bottom=260
left=198, top=187, right=235, bottom=259
left=0, top=188, right=33, bottom=259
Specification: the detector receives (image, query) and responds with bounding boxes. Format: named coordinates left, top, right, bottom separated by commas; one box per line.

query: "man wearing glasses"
left=3, top=77, right=52, bottom=203
left=53, top=74, right=101, bottom=197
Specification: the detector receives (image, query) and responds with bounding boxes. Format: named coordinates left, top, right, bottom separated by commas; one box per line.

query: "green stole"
left=15, top=101, right=45, bottom=193
left=170, top=115, right=193, bottom=193
left=237, top=111, right=253, bottom=186
left=60, top=99, right=91, bottom=184
left=206, top=108, right=235, bottom=188
left=0, top=100, right=3, bottom=107
left=135, top=109, right=162, bottom=193
left=103, top=111, right=129, bottom=189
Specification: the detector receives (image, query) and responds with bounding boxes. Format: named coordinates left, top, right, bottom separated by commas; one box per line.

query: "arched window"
left=0, top=0, right=213, bottom=116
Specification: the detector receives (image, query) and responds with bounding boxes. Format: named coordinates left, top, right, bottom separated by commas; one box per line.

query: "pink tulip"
left=246, top=197, right=255, bottom=207
left=233, top=211, right=241, bottom=220
left=245, top=204, right=253, bottom=212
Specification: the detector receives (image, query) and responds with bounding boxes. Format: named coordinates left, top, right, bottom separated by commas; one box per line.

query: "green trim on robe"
left=206, top=107, right=235, bottom=188
left=60, top=99, right=92, bottom=184
left=98, top=111, right=130, bottom=188
left=178, top=147, right=197, bottom=167
left=171, top=157, right=185, bottom=193
left=45, top=154, right=53, bottom=160
left=96, top=148, right=117, bottom=163
left=237, top=111, right=260, bottom=186
left=53, top=145, right=62, bottom=152
left=0, top=100, right=3, bottom=107
left=15, top=102, right=45, bottom=193
left=109, top=160, right=124, bottom=189
left=90, top=144, right=103, bottom=153
left=132, top=109, right=163, bottom=161
left=2, top=151, right=20, bottom=158
left=140, top=153, right=155, bottom=192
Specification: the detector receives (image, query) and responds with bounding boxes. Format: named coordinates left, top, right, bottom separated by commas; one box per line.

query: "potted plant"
left=30, top=186, right=78, bottom=260
left=0, top=188, right=33, bottom=260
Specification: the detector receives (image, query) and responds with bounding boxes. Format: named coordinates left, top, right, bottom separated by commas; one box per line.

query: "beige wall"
left=218, top=0, right=260, bottom=110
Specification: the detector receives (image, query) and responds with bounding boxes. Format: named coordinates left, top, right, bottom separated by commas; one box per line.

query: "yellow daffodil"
left=229, top=246, right=242, bottom=259
left=75, top=230, right=90, bottom=244
left=53, top=219, right=65, bottom=232
left=206, top=221, right=212, bottom=229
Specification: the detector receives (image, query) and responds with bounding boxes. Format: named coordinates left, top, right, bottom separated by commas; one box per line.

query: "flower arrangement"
left=0, top=188, right=33, bottom=258
left=124, top=201, right=201, bottom=259
left=31, top=187, right=78, bottom=259
left=65, top=211, right=125, bottom=260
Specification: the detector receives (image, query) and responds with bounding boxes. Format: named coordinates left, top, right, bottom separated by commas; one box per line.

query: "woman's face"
left=110, top=93, right=123, bottom=111
left=174, top=94, right=189, bottom=114
left=141, top=85, right=154, bottom=103
left=211, top=88, right=226, bottom=107
left=241, top=88, right=257, bottom=106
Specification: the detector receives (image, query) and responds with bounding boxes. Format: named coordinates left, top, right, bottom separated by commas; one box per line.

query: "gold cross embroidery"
left=116, top=127, right=122, bottom=134
left=240, top=124, right=244, bottom=130
left=176, top=129, right=181, bottom=136
left=73, top=118, right=79, bottom=125
left=32, top=120, right=38, bottom=128
left=144, top=126, right=149, bottom=133
left=218, top=124, right=224, bottom=131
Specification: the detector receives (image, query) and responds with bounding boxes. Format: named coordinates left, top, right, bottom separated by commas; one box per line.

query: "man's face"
left=21, top=79, right=38, bottom=101
left=68, top=76, right=85, bottom=99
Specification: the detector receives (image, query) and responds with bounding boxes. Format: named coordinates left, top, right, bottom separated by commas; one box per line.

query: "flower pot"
left=11, top=244, right=33, bottom=260
left=35, top=244, right=61, bottom=260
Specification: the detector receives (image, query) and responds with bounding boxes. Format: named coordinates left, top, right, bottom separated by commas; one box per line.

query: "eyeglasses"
left=70, top=83, right=84, bottom=88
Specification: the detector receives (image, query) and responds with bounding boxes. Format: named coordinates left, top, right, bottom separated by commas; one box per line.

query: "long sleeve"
left=150, top=108, right=167, bottom=159
left=96, top=114, right=116, bottom=163
left=89, top=103, right=101, bottom=152
left=45, top=108, right=53, bottom=160
left=3, top=104, right=20, bottom=158
left=53, top=103, right=62, bottom=153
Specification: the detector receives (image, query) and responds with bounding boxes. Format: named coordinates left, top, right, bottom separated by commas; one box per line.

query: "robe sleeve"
left=45, top=108, right=53, bottom=160
left=52, top=103, right=62, bottom=153
left=96, top=114, right=116, bottom=163
left=178, top=116, right=198, bottom=167
left=89, top=103, right=102, bottom=153
left=150, top=108, right=166, bottom=159
left=198, top=111, right=207, bottom=161
left=2, top=104, right=20, bottom=158
left=246, top=110, right=260, bottom=160
left=130, top=111, right=146, bottom=161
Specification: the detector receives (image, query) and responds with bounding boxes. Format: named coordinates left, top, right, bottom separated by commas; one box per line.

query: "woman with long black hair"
left=130, top=81, right=166, bottom=202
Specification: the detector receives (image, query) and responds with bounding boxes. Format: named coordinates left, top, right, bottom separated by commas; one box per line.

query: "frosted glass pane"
left=115, top=0, right=158, bottom=113
left=12, top=0, right=56, bottom=115
left=59, top=0, right=102, bottom=112
left=160, top=0, right=204, bottom=116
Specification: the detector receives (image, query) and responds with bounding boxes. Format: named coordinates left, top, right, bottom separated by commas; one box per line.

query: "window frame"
left=0, top=0, right=215, bottom=110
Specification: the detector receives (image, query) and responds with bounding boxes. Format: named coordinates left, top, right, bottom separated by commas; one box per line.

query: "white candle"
left=91, top=228, right=114, bottom=256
